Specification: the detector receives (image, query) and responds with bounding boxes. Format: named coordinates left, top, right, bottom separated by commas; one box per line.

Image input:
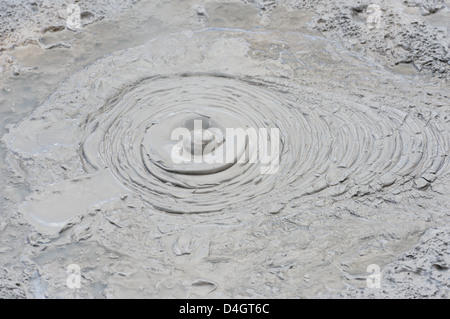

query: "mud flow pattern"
left=4, top=30, right=449, bottom=215
left=81, top=73, right=447, bottom=213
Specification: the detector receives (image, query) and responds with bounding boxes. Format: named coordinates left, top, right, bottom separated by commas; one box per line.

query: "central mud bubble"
left=87, top=75, right=294, bottom=213
left=143, top=112, right=242, bottom=176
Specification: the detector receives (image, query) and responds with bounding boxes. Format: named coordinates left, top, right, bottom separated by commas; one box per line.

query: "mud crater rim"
left=78, top=72, right=447, bottom=213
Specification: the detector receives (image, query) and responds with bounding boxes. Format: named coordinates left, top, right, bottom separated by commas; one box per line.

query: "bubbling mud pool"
left=1, top=29, right=449, bottom=298
left=82, top=72, right=447, bottom=214
left=3, top=30, right=448, bottom=226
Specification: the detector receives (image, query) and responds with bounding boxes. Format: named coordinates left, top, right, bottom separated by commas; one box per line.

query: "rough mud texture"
left=0, top=0, right=138, bottom=51
left=403, top=0, right=447, bottom=16
left=325, top=226, right=450, bottom=298
left=246, top=0, right=450, bottom=77
left=3, top=39, right=449, bottom=216
left=2, top=29, right=449, bottom=298
left=1, top=1, right=449, bottom=76
left=0, top=0, right=449, bottom=299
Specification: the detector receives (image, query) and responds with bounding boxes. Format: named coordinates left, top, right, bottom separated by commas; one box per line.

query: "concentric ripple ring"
left=79, top=71, right=447, bottom=213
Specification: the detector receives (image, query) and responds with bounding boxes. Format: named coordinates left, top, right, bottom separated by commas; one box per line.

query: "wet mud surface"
left=0, top=0, right=449, bottom=298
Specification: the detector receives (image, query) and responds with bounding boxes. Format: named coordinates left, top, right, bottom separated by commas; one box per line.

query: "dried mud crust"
left=246, top=0, right=450, bottom=78
left=1, top=0, right=449, bottom=77
left=0, top=214, right=35, bottom=299
left=0, top=0, right=139, bottom=50
left=324, top=225, right=450, bottom=298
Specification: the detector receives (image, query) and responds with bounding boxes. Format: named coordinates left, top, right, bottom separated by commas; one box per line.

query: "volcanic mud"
left=0, top=0, right=138, bottom=51
left=0, top=0, right=449, bottom=299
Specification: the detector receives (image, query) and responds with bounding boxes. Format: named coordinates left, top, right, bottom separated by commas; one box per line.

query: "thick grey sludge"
left=3, top=30, right=448, bottom=226
left=84, top=73, right=447, bottom=214
left=2, top=29, right=449, bottom=298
